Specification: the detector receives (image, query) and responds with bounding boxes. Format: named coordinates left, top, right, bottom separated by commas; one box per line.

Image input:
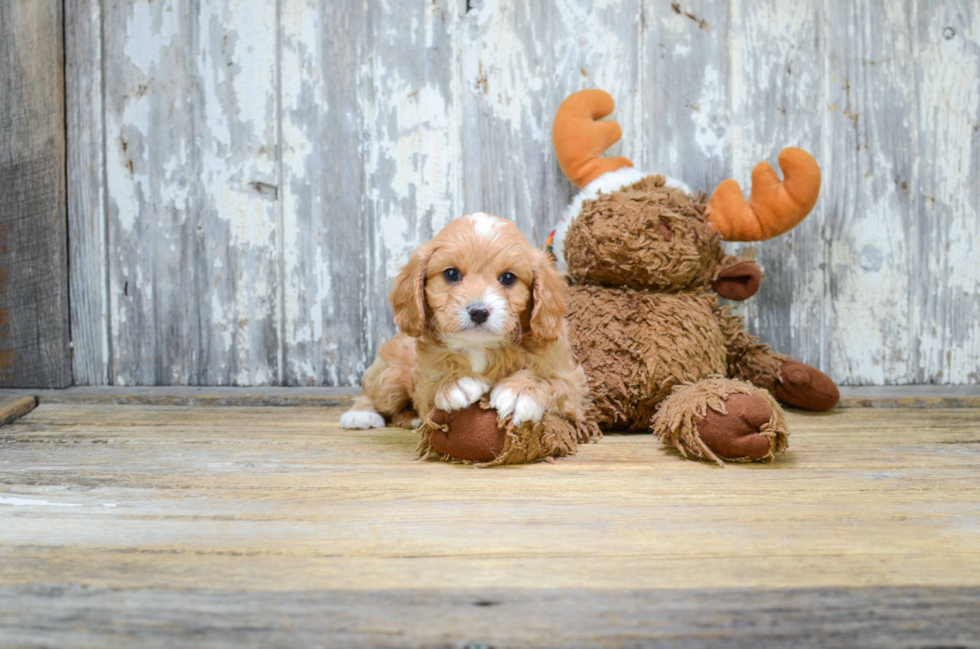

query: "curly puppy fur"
left=343, top=214, right=592, bottom=463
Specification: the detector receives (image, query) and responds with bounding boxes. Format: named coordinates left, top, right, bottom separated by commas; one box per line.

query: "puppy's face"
left=391, top=213, right=566, bottom=348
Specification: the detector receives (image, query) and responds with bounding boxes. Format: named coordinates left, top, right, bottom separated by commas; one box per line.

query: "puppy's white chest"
left=467, top=349, right=488, bottom=374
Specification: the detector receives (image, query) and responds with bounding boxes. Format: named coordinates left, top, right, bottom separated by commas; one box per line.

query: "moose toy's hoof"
left=697, top=393, right=775, bottom=461
left=774, top=360, right=840, bottom=411
left=427, top=404, right=506, bottom=462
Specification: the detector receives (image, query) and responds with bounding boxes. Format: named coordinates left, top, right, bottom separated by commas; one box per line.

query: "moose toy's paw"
left=774, top=360, right=840, bottom=411
left=697, top=393, right=775, bottom=461
left=427, top=404, right=506, bottom=462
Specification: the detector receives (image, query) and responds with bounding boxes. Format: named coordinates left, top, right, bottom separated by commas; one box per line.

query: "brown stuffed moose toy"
left=419, top=89, right=839, bottom=466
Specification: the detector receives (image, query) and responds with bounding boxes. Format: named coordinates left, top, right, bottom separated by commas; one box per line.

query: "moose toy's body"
left=419, top=89, right=839, bottom=466
left=557, top=173, right=836, bottom=463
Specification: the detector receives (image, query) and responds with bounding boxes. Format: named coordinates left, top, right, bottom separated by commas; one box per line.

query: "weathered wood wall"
left=66, top=0, right=980, bottom=387
left=0, top=0, right=72, bottom=388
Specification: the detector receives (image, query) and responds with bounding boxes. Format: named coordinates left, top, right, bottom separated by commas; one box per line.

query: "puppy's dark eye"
left=443, top=268, right=461, bottom=283
left=498, top=272, right=517, bottom=287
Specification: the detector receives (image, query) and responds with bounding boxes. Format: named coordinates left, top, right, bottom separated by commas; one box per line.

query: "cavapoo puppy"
left=341, top=213, right=589, bottom=432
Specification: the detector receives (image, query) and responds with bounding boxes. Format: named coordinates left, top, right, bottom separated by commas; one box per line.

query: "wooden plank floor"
left=1, top=402, right=979, bottom=647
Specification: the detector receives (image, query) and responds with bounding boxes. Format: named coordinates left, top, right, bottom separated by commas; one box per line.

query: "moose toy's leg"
left=651, top=378, right=789, bottom=465
left=715, top=306, right=839, bottom=411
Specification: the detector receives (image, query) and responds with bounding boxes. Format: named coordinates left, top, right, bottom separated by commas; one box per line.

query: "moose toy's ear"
left=712, top=257, right=763, bottom=301
left=390, top=247, right=429, bottom=337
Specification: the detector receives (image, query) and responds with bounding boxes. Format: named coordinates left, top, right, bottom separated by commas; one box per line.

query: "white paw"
left=435, top=376, right=489, bottom=411
left=340, top=410, right=385, bottom=430
left=490, top=386, right=545, bottom=426
left=410, top=418, right=421, bottom=429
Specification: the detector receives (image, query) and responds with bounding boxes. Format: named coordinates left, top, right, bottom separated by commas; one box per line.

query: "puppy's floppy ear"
left=529, top=249, right=567, bottom=345
left=390, top=246, right=429, bottom=337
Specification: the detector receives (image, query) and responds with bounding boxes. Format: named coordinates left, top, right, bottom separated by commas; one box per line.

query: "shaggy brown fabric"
left=560, top=175, right=811, bottom=464
left=651, top=377, right=789, bottom=466
left=714, top=305, right=787, bottom=392
left=563, top=175, right=725, bottom=292
left=416, top=398, right=600, bottom=468
left=567, top=285, right=729, bottom=430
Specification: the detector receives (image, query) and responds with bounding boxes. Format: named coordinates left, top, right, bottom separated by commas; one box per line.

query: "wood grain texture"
left=280, top=0, right=460, bottom=386
left=1, top=404, right=979, bottom=590
left=641, top=1, right=731, bottom=185
left=0, top=403, right=979, bottom=645
left=459, top=0, right=642, bottom=243
left=65, top=1, right=980, bottom=387
left=824, top=0, right=915, bottom=385
left=0, top=0, right=71, bottom=388
left=66, top=0, right=110, bottom=386
left=912, top=1, right=980, bottom=384
left=101, top=0, right=280, bottom=386
left=2, top=585, right=978, bottom=648
left=0, top=396, right=36, bottom=426
left=724, top=0, right=825, bottom=371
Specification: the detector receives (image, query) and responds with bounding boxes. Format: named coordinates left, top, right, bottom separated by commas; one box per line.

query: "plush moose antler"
left=552, top=89, right=633, bottom=188
left=552, top=89, right=821, bottom=240
left=706, top=148, right=821, bottom=241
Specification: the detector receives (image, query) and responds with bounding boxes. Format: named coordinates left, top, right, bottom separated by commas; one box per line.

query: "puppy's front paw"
left=340, top=409, right=385, bottom=430
left=490, top=385, right=545, bottom=426
left=435, top=377, right=490, bottom=411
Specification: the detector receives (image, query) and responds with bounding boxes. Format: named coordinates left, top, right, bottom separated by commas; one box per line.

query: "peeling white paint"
left=74, top=0, right=980, bottom=388
left=0, top=496, right=82, bottom=508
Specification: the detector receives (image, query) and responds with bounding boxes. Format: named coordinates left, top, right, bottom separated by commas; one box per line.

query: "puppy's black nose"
left=467, top=305, right=490, bottom=325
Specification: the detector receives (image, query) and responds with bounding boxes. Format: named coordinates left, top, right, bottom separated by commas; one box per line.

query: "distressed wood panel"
left=0, top=0, right=71, bottom=388
left=912, top=2, right=980, bottom=384
left=102, top=0, right=280, bottom=386
left=66, top=0, right=980, bottom=386
left=280, top=0, right=460, bottom=386
left=725, top=0, right=826, bottom=371
left=279, top=0, right=366, bottom=386
left=824, top=1, right=916, bottom=385
left=66, top=0, right=110, bottom=385
left=641, top=1, right=732, bottom=184
left=458, top=0, right=643, bottom=242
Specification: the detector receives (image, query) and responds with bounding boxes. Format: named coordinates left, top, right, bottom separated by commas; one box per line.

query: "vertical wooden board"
left=725, top=0, right=825, bottom=371
left=281, top=0, right=460, bottom=385
left=279, top=0, right=365, bottom=386
left=66, top=0, right=110, bottom=385
left=913, top=2, right=980, bottom=384
left=0, top=0, right=71, bottom=388
left=823, top=0, right=916, bottom=385
left=458, top=0, right=642, bottom=244
left=640, top=0, right=732, bottom=186
left=358, top=1, right=462, bottom=379
left=102, top=0, right=280, bottom=385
